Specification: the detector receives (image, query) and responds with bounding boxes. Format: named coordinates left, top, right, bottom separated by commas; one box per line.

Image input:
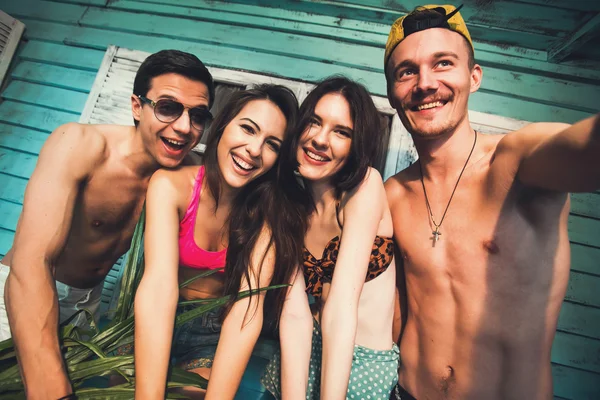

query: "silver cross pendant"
left=431, top=227, right=442, bottom=247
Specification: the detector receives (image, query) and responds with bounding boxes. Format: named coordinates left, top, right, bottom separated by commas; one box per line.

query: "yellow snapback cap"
left=384, top=4, right=473, bottom=68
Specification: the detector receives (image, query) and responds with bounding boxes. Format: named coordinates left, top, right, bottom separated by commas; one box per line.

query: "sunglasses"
left=137, top=95, right=213, bottom=130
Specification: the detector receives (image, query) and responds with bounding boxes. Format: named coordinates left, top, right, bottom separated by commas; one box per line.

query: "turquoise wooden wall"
left=0, top=0, right=598, bottom=398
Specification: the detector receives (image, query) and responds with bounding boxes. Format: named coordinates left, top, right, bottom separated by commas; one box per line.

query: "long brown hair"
left=210, top=85, right=306, bottom=330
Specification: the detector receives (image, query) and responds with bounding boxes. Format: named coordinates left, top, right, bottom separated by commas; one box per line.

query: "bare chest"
left=392, top=175, right=568, bottom=296
left=69, top=169, right=148, bottom=252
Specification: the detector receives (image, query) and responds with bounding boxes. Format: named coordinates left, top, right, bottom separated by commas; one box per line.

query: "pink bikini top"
left=179, top=166, right=227, bottom=271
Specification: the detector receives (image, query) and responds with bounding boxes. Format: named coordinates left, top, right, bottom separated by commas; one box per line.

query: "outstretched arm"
left=320, top=169, right=386, bottom=399
left=503, top=114, right=600, bottom=192
left=205, top=228, right=276, bottom=400
left=134, top=171, right=181, bottom=399
left=280, top=268, right=313, bottom=399
left=5, top=123, right=103, bottom=399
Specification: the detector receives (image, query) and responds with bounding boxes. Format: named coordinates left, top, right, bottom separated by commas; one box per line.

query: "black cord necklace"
left=419, top=129, right=477, bottom=246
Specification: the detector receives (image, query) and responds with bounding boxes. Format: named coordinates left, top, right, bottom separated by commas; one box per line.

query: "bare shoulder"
left=39, top=123, right=109, bottom=178
left=345, top=167, right=385, bottom=204
left=47, top=122, right=107, bottom=153
left=149, top=165, right=199, bottom=193
left=384, top=162, right=419, bottom=203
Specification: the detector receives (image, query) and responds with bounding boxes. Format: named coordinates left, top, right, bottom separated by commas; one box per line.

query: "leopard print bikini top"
left=303, top=234, right=394, bottom=299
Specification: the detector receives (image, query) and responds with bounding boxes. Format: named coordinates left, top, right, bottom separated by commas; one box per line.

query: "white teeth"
left=232, top=155, right=254, bottom=170
left=306, top=150, right=327, bottom=162
left=164, top=138, right=185, bottom=146
left=417, top=101, right=443, bottom=111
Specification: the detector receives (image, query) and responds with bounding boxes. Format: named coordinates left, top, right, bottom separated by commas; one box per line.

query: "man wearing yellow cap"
left=384, top=4, right=600, bottom=400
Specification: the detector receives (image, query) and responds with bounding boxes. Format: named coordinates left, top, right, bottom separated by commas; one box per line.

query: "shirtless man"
left=383, top=5, right=600, bottom=399
left=0, top=49, right=215, bottom=399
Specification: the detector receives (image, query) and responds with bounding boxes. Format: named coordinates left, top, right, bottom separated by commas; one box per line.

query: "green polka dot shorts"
left=261, top=319, right=399, bottom=399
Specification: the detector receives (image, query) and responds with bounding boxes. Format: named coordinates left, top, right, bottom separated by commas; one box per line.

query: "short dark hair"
left=203, top=84, right=299, bottom=209
left=287, top=76, right=383, bottom=198
left=132, top=49, right=215, bottom=126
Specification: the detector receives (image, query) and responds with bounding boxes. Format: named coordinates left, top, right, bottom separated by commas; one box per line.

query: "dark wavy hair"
left=283, top=76, right=384, bottom=201
left=211, top=85, right=306, bottom=330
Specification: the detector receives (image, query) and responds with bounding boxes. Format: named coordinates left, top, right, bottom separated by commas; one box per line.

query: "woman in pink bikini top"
left=134, top=84, right=304, bottom=400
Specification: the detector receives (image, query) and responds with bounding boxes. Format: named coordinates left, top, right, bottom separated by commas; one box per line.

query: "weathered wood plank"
left=0, top=124, right=49, bottom=155
left=568, top=215, right=600, bottom=248
left=570, top=193, right=600, bottom=220
left=22, top=18, right=388, bottom=89
left=18, top=40, right=105, bottom=71
left=79, top=8, right=383, bottom=71
left=0, top=148, right=38, bottom=180
left=565, top=271, right=600, bottom=308
left=138, top=0, right=600, bottom=72
left=549, top=13, right=600, bottom=63
left=225, top=0, right=573, bottom=50
left=0, top=173, right=28, bottom=205
left=2, top=81, right=87, bottom=115
left=334, top=0, right=586, bottom=36
left=517, top=0, right=600, bottom=13
left=558, top=301, right=600, bottom=341
left=54, top=0, right=106, bottom=5
left=79, top=7, right=600, bottom=111
left=479, top=69, right=600, bottom=115
left=11, top=61, right=95, bottom=93
left=13, top=1, right=600, bottom=84
left=571, top=243, right=600, bottom=277
left=552, top=363, right=600, bottom=399
left=2, top=0, right=88, bottom=24
left=29, top=9, right=585, bottom=113
left=470, top=91, right=591, bottom=124
left=0, top=200, right=21, bottom=232
left=110, top=0, right=385, bottom=46
left=0, top=228, right=15, bottom=257
left=552, top=331, right=600, bottom=374
left=18, top=20, right=595, bottom=124
left=0, top=101, right=77, bottom=132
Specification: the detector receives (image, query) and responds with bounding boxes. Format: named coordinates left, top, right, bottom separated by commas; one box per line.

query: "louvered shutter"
left=0, top=11, right=25, bottom=87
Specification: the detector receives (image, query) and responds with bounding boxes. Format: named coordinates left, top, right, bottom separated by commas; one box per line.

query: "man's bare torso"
left=387, top=133, right=570, bottom=400
left=5, top=125, right=155, bottom=289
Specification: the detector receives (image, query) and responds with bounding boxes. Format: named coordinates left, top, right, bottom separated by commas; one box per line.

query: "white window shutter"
left=0, top=11, right=25, bottom=87
left=469, top=110, right=529, bottom=134
left=79, top=45, right=139, bottom=127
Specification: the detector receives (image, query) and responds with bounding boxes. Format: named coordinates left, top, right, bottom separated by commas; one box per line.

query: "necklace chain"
left=419, top=130, right=478, bottom=243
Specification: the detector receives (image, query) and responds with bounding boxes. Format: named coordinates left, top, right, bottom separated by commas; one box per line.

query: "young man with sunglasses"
left=384, top=5, right=600, bottom=400
left=0, top=49, right=215, bottom=399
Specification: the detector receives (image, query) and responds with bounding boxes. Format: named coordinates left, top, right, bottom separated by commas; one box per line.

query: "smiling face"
left=132, top=72, right=210, bottom=168
left=216, top=99, right=287, bottom=191
left=296, top=92, right=353, bottom=184
left=386, top=28, right=482, bottom=140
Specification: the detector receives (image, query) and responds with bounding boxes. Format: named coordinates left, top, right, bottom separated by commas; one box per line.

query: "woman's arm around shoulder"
left=134, top=169, right=188, bottom=399
left=280, top=268, right=313, bottom=400
left=205, top=225, right=276, bottom=400
left=320, top=168, right=387, bottom=399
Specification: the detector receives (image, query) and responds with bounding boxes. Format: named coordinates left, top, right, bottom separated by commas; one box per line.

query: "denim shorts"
left=170, top=303, right=223, bottom=370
